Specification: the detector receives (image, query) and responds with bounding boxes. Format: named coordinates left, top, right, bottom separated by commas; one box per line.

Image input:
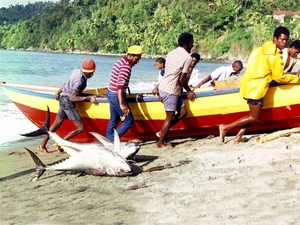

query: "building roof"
left=273, top=11, right=300, bottom=16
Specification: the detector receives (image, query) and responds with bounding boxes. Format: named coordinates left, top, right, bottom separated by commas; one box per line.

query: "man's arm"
left=54, top=86, right=63, bottom=100
left=117, top=89, right=130, bottom=116
left=194, top=75, right=212, bottom=88
left=272, top=53, right=299, bottom=84
left=152, top=84, right=159, bottom=95
left=179, top=72, right=195, bottom=100
left=69, top=90, right=97, bottom=103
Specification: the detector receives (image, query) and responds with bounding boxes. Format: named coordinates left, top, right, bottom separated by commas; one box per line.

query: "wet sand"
left=1, top=133, right=300, bottom=225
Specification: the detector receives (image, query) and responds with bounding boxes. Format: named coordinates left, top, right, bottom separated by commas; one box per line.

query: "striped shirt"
left=159, top=47, right=192, bottom=96
left=108, top=56, right=132, bottom=92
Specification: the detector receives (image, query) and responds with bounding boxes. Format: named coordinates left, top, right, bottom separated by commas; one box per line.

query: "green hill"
left=0, top=0, right=299, bottom=59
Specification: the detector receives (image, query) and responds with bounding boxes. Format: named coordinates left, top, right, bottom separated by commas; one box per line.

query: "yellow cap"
left=127, top=45, right=144, bottom=55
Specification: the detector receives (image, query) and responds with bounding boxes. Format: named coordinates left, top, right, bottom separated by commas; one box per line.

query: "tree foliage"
left=0, top=0, right=299, bottom=59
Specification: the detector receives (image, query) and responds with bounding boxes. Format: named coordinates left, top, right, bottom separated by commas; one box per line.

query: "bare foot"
left=234, top=136, right=246, bottom=144
left=57, top=148, right=64, bottom=153
left=156, top=131, right=161, bottom=138
left=54, top=143, right=64, bottom=153
left=37, top=145, right=50, bottom=153
left=219, top=124, right=227, bottom=142
left=206, top=135, right=215, bottom=139
left=156, top=142, right=169, bottom=148
left=233, top=138, right=241, bottom=144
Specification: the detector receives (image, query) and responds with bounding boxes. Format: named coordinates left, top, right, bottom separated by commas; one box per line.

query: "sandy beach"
left=1, top=133, right=300, bottom=225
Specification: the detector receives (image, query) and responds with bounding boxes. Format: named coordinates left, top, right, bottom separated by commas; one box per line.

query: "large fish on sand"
left=25, top=129, right=133, bottom=181
left=21, top=107, right=140, bottom=181
left=21, top=106, right=140, bottom=160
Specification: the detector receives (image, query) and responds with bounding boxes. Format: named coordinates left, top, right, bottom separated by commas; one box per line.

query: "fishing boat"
left=1, top=80, right=300, bottom=142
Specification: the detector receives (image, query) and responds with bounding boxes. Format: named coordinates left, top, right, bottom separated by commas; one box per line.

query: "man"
left=153, top=52, right=200, bottom=95
left=156, top=57, right=166, bottom=82
left=38, top=58, right=98, bottom=153
left=190, top=60, right=243, bottom=89
left=186, top=52, right=201, bottom=88
left=219, top=26, right=300, bottom=144
left=186, top=52, right=202, bottom=88
left=105, top=45, right=144, bottom=141
left=157, top=32, right=196, bottom=148
left=282, top=40, right=300, bottom=74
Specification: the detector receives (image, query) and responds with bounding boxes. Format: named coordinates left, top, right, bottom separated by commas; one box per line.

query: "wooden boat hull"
left=2, top=82, right=300, bottom=142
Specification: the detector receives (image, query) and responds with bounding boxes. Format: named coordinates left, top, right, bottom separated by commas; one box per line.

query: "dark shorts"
left=246, top=98, right=263, bottom=106
left=159, top=90, right=185, bottom=111
left=57, top=96, right=81, bottom=121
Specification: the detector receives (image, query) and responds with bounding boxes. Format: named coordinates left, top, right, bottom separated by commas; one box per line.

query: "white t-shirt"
left=282, top=48, right=298, bottom=73
left=188, top=68, right=202, bottom=87
left=158, top=68, right=165, bottom=82
left=207, top=65, right=239, bottom=87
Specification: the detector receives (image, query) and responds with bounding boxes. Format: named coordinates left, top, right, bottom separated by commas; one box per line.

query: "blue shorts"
left=159, top=90, right=185, bottom=111
left=57, top=96, right=81, bottom=121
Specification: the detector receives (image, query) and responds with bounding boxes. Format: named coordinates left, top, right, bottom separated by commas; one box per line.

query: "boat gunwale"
left=1, top=82, right=241, bottom=103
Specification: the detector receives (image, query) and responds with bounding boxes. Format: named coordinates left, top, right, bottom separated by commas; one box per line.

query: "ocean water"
left=0, top=49, right=228, bottom=152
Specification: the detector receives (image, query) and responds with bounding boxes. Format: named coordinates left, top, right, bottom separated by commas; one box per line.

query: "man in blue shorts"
left=157, top=32, right=196, bottom=148
left=38, top=58, right=98, bottom=153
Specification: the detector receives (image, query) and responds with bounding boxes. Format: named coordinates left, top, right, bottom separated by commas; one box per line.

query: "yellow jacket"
left=239, top=41, right=299, bottom=100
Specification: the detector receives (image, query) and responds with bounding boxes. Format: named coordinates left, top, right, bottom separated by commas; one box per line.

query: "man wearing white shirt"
left=191, top=60, right=243, bottom=88
left=188, top=68, right=202, bottom=88
left=282, top=40, right=300, bottom=74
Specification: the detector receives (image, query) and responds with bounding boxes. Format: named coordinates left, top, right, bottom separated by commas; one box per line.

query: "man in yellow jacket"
left=219, top=26, right=300, bottom=143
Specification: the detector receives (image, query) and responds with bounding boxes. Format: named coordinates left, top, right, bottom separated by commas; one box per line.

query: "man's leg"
left=170, top=99, right=187, bottom=127
left=234, top=103, right=262, bottom=143
left=63, top=120, right=84, bottom=140
left=156, top=96, right=187, bottom=138
left=157, top=111, right=175, bottom=148
left=61, top=99, right=85, bottom=142
left=39, top=116, right=64, bottom=153
left=219, top=103, right=262, bottom=143
left=105, top=90, right=124, bottom=142
left=116, top=99, right=134, bottom=138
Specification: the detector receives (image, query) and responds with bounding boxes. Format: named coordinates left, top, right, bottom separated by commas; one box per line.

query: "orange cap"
left=82, top=59, right=96, bottom=73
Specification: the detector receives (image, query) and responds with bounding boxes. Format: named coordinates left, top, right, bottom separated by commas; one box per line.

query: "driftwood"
left=256, top=127, right=300, bottom=144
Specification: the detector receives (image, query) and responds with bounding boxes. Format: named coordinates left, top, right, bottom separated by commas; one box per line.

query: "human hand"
left=120, top=104, right=130, bottom=116
left=187, top=91, right=196, bottom=100
left=89, top=95, right=98, bottom=103
left=54, top=92, right=60, bottom=100
left=152, top=86, right=159, bottom=95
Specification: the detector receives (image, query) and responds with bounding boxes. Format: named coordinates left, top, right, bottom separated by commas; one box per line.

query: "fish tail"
left=25, top=148, right=47, bottom=182
left=20, top=105, right=50, bottom=137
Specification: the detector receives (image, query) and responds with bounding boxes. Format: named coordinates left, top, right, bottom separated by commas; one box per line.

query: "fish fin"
left=20, top=105, right=50, bottom=137
left=113, top=129, right=121, bottom=155
left=25, top=148, right=47, bottom=182
left=89, top=132, right=112, bottom=147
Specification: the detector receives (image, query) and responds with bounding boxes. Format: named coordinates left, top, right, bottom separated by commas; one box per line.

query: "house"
left=273, top=11, right=300, bottom=23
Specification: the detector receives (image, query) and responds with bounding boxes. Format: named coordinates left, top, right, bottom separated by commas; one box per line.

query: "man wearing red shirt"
left=105, top=45, right=144, bottom=141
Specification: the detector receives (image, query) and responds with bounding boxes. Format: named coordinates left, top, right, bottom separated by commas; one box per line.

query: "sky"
left=0, top=0, right=60, bottom=8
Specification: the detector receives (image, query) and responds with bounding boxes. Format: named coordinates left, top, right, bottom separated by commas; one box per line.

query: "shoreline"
left=0, top=48, right=244, bottom=63
left=0, top=137, right=41, bottom=153
left=1, top=133, right=300, bottom=224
